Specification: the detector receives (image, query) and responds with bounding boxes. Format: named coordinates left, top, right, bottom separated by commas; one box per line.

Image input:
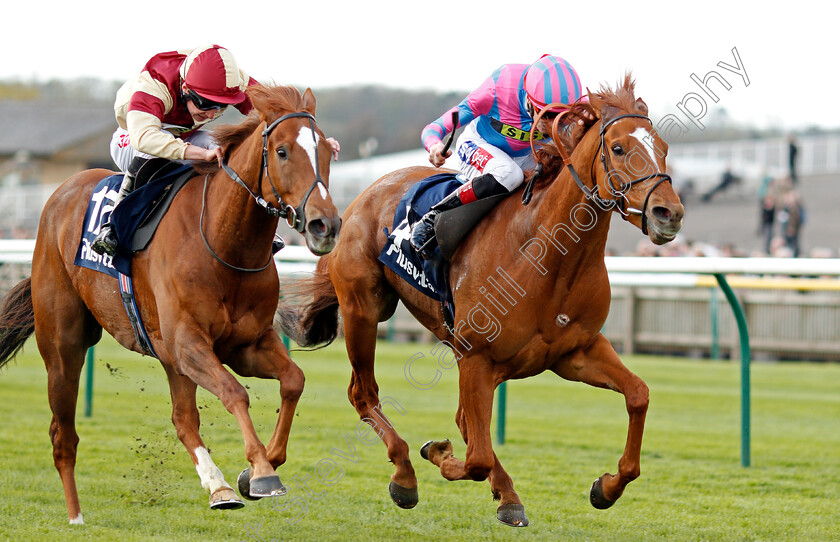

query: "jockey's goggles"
left=187, top=90, right=226, bottom=111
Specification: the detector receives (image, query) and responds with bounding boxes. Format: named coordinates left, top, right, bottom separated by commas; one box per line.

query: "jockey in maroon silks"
left=93, top=44, right=339, bottom=256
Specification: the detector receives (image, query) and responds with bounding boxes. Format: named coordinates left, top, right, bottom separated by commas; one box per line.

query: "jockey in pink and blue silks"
left=410, top=54, right=588, bottom=259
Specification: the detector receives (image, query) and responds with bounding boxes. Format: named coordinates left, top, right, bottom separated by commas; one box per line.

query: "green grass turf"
left=0, top=336, right=838, bottom=541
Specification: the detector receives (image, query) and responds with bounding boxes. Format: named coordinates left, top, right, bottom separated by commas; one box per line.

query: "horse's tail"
left=0, top=278, right=35, bottom=368
left=276, top=256, right=340, bottom=349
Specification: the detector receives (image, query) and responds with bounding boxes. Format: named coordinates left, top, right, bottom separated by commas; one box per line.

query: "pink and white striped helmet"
left=524, top=54, right=583, bottom=111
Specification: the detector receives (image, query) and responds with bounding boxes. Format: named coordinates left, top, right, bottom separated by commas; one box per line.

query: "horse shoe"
left=209, top=487, right=245, bottom=510
left=237, top=467, right=287, bottom=500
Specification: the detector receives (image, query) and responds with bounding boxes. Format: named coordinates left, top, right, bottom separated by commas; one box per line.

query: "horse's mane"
left=533, top=72, right=637, bottom=181
left=591, top=72, right=638, bottom=115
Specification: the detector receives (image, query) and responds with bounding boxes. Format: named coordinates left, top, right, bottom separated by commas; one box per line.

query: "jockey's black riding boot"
left=410, top=191, right=462, bottom=259
left=91, top=157, right=147, bottom=256
left=410, top=173, right=508, bottom=260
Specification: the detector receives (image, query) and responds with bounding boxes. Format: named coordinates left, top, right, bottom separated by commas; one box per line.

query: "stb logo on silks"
left=74, top=177, right=121, bottom=277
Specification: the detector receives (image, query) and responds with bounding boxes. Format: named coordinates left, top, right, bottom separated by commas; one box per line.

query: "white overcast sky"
left=1, top=1, right=831, bottom=132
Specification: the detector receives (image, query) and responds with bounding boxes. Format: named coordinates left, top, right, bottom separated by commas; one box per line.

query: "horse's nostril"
left=307, top=219, right=327, bottom=238
left=652, top=206, right=673, bottom=222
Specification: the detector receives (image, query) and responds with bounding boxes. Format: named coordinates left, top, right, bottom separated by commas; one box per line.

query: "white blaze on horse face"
left=630, top=127, right=661, bottom=173
left=194, top=446, right=231, bottom=494
left=296, top=126, right=330, bottom=200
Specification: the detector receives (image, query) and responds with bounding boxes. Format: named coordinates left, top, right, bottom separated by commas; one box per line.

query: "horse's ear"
left=246, top=85, right=271, bottom=122
left=635, top=97, right=648, bottom=116
left=587, top=86, right=624, bottom=124
left=600, top=105, right=622, bottom=125
left=302, top=88, right=317, bottom=115
left=586, top=88, right=606, bottom=121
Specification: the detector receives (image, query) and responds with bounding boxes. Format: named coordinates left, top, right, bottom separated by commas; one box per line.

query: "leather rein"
left=527, top=105, right=672, bottom=235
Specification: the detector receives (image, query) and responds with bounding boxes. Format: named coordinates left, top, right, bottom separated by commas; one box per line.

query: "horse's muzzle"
left=304, top=216, right=342, bottom=255
left=646, top=202, right=684, bottom=245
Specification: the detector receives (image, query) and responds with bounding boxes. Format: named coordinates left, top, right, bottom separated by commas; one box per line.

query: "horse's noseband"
left=221, top=111, right=328, bottom=233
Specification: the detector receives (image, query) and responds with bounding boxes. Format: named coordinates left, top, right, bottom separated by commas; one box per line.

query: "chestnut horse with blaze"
left=0, top=85, right=340, bottom=523
left=278, top=76, right=683, bottom=526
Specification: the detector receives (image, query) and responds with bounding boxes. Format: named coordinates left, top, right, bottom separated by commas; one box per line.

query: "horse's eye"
left=276, top=147, right=288, bottom=160
left=611, top=144, right=624, bottom=156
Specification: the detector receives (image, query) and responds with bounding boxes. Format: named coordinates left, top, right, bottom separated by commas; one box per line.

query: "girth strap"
left=118, top=273, right=157, bottom=358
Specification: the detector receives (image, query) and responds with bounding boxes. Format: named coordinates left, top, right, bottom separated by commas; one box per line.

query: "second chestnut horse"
left=278, top=75, right=683, bottom=526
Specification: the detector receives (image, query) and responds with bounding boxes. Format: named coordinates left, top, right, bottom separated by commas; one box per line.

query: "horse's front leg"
left=229, top=330, right=305, bottom=473
left=554, top=334, right=649, bottom=509
left=166, top=326, right=283, bottom=500
left=160, top=362, right=243, bottom=509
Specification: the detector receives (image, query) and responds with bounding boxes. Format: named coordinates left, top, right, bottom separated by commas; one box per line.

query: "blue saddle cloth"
left=378, top=173, right=466, bottom=323
left=74, top=165, right=193, bottom=277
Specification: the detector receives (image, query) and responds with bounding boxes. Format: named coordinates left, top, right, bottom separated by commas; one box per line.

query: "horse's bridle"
left=595, top=114, right=673, bottom=234
left=529, top=106, right=672, bottom=235
left=221, top=111, right=327, bottom=234
left=201, top=111, right=329, bottom=273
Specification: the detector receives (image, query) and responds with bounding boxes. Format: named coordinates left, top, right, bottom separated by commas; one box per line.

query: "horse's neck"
left=204, top=131, right=279, bottom=259
left=524, top=133, right=612, bottom=283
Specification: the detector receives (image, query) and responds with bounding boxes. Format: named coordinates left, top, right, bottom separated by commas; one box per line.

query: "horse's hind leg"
left=33, top=274, right=100, bottom=524
left=41, top=339, right=87, bottom=524
left=161, top=363, right=243, bottom=509
left=340, top=295, right=418, bottom=509
left=554, top=335, right=649, bottom=509
left=421, top=360, right=528, bottom=526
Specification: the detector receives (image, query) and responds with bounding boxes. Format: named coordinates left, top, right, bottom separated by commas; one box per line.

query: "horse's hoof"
left=497, top=503, right=529, bottom=527
left=237, top=468, right=259, bottom=501
left=237, top=468, right=287, bottom=500
left=419, top=438, right=450, bottom=461
left=388, top=480, right=419, bottom=509
left=237, top=468, right=259, bottom=500
left=210, top=487, right=245, bottom=510
left=250, top=475, right=287, bottom=498
left=589, top=475, right=617, bottom=510
left=419, top=440, right=434, bottom=460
